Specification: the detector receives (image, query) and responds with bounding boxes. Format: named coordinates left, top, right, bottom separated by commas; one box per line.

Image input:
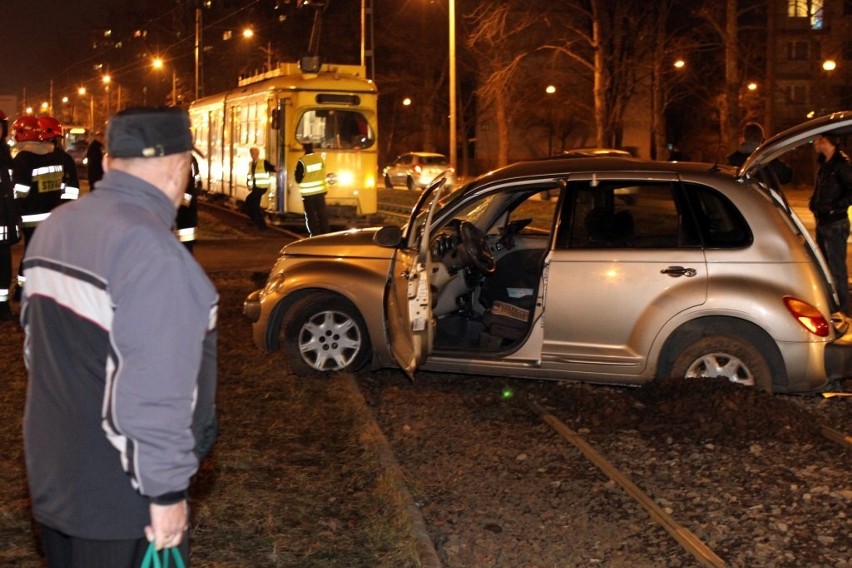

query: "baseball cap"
left=106, top=106, right=192, bottom=158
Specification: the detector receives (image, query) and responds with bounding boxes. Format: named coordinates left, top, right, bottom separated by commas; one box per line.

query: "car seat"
left=479, top=249, right=544, bottom=344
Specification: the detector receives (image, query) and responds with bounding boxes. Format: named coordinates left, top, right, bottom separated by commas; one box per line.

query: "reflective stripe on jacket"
left=298, top=154, right=328, bottom=196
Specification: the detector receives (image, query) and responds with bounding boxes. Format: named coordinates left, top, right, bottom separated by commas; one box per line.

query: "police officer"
left=246, top=146, right=277, bottom=230
left=295, top=141, right=329, bottom=235
left=0, top=111, right=20, bottom=321
left=12, top=115, right=79, bottom=295
left=176, top=153, right=201, bottom=253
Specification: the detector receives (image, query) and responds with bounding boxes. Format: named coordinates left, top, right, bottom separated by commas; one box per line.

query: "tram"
left=189, top=62, right=379, bottom=226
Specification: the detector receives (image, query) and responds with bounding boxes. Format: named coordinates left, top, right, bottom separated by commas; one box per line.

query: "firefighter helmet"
left=36, top=116, right=63, bottom=141
left=12, top=116, right=42, bottom=142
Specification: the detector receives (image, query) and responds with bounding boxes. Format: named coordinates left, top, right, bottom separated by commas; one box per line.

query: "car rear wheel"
left=670, top=335, right=772, bottom=391
left=280, top=295, right=370, bottom=375
left=406, top=176, right=415, bottom=191
left=384, top=173, right=393, bottom=189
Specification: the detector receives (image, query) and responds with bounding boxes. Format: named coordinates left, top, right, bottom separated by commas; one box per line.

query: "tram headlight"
left=336, top=169, right=355, bottom=187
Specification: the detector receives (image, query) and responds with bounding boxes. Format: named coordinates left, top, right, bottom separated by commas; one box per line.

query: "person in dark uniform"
left=11, top=115, right=78, bottom=298
left=175, top=154, right=201, bottom=253
left=246, top=146, right=277, bottom=230
left=0, top=110, right=20, bottom=321
left=295, top=141, right=330, bottom=236
left=86, top=131, right=105, bottom=189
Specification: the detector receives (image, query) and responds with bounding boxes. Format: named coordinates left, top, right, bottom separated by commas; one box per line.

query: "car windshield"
left=405, top=175, right=477, bottom=244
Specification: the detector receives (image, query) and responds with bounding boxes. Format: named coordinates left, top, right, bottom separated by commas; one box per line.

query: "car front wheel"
left=669, top=335, right=772, bottom=391
left=384, top=173, right=393, bottom=189
left=406, top=176, right=415, bottom=191
left=280, top=295, right=370, bottom=375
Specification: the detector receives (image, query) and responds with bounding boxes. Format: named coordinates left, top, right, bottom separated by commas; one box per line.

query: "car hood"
left=282, top=227, right=396, bottom=259
left=741, top=111, right=852, bottom=177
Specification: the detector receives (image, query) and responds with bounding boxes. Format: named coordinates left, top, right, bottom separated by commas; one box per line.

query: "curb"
left=341, top=373, right=443, bottom=568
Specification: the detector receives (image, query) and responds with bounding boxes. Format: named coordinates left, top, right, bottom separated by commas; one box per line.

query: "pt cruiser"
left=245, top=113, right=852, bottom=392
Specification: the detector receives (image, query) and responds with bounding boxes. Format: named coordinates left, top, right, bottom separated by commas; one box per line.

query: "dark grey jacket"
left=810, top=150, right=852, bottom=224
left=21, top=169, right=218, bottom=539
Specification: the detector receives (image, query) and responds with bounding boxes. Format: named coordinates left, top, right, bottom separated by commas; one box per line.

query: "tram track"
left=358, top=369, right=850, bottom=567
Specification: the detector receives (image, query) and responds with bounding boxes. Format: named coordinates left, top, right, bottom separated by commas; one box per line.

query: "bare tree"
left=466, top=2, right=543, bottom=167
left=542, top=0, right=654, bottom=148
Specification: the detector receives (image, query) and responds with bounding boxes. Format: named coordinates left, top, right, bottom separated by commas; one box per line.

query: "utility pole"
left=195, top=1, right=203, bottom=99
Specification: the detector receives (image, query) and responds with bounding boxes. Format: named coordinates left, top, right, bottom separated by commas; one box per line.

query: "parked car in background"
left=562, top=147, right=633, bottom=158
left=383, top=152, right=455, bottom=191
left=245, top=112, right=852, bottom=394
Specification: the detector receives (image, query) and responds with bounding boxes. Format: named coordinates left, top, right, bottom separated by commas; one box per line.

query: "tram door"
left=271, top=98, right=289, bottom=215
left=226, top=105, right=239, bottom=198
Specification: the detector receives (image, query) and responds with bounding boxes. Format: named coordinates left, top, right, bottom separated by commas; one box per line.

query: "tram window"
left=295, top=109, right=375, bottom=150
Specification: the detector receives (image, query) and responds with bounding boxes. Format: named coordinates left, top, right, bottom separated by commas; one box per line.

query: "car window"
left=422, top=156, right=449, bottom=166
left=684, top=183, right=752, bottom=248
left=557, top=181, right=694, bottom=249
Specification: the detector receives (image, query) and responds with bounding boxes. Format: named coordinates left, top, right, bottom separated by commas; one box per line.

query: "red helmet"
left=37, top=116, right=63, bottom=141
left=12, top=116, right=42, bottom=142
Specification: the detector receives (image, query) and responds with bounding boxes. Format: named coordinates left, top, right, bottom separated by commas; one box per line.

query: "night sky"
left=0, top=1, right=110, bottom=99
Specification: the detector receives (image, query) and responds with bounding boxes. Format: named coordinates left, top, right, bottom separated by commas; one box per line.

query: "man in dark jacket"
left=21, top=107, right=218, bottom=567
left=86, top=131, right=105, bottom=189
left=727, top=122, right=793, bottom=184
left=810, top=133, right=852, bottom=314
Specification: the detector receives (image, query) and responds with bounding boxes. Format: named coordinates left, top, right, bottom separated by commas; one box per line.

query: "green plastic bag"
left=140, top=541, right=186, bottom=568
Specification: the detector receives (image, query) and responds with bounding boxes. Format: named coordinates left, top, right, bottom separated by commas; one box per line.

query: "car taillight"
left=783, top=296, right=830, bottom=337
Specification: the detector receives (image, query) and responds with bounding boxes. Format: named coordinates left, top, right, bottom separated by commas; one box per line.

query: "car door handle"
left=661, top=265, right=697, bottom=278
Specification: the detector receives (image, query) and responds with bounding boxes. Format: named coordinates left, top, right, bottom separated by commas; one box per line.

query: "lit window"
left=788, top=0, right=824, bottom=30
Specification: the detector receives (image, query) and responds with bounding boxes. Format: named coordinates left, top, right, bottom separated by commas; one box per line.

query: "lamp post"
left=545, top=85, right=556, bottom=156
left=822, top=59, right=836, bottom=115
left=242, top=28, right=273, bottom=72
left=102, top=74, right=111, bottom=120
left=449, top=0, right=457, bottom=172
left=152, top=58, right=177, bottom=106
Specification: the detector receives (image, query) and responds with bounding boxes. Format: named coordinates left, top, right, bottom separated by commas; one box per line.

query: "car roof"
left=471, top=156, right=722, bottom=186
left=562, top=147, right=632, bottom=157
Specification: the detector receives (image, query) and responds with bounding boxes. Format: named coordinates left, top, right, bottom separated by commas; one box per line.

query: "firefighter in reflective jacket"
left=0, top=110, right=20, bottom=321
left=176, top=154, right=201, bottom=253
left=12, top=115, right=79, bottom=294
left=295, top=141, right=329, bottom=235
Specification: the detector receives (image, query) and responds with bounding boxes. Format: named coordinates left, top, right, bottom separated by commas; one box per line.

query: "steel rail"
left=528, top=396, right=728, bottom=568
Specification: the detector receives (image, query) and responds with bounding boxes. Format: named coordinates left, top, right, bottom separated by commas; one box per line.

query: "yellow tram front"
left=190, top=63, right=378, bottom=226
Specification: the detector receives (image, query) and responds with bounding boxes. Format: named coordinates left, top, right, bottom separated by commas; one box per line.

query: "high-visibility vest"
left=247, top=161, right=272, bottom=189
left=298, top=153, right=328, bottom=196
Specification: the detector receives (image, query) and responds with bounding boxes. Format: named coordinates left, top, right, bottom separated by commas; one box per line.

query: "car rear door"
left=541, top=174, right=708, bottom=378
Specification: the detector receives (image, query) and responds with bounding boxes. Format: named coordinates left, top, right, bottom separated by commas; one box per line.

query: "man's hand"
left=146, top=501, right=188, bottom=550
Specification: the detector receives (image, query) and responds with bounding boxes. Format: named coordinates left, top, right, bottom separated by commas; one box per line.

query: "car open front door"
left=384, top=177, right=447, bottom=378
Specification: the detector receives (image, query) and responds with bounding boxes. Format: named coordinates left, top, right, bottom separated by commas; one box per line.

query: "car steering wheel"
left=459, top=221, right=496, bottom=275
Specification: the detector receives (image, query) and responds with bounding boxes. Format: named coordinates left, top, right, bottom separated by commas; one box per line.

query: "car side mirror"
left=374, top=225, right=403, bottom=248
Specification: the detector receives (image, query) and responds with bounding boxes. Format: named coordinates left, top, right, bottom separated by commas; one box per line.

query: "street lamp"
left=152, top=58, right=177, bottom=106
left=545, top=85, right=556, bottom=156
left=242, top=27, right=273, bottom=72
left=79, top=86, right=93, bottom=131
left=102, top=74, right=111, bottom=119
